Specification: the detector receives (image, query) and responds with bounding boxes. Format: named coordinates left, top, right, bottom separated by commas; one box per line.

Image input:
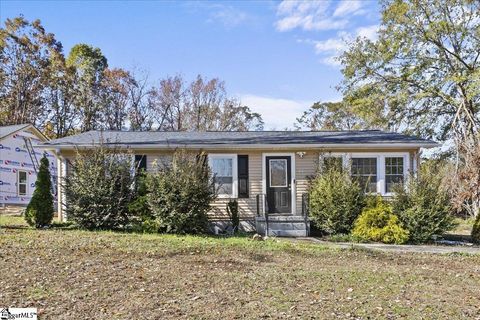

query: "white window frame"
left=384, top=156, right=406, bottom=194
left=319, top=152, right=411, bottom=196
left=208, top=154, right=238, bottom=199
left=17, top=170, right=28, bottom=196
left=350, top=156, right=379, bottom=194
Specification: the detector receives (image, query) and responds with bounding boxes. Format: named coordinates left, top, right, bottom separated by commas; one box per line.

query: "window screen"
left=385, top=157, right=404, bottom=193
left=211, top=158, right=234, bottom=195
left=351, top=158, right=377, bottom=193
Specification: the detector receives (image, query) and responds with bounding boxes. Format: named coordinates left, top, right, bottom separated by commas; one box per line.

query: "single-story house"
left=0, top=124, right=58, bottom=214
left=39, top=130, right=437, bottom=236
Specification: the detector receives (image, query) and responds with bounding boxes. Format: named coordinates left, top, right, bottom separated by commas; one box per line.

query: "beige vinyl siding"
left=140, top=150, right=262, bottom=219
left=294, top=152, right=318, bottom=214
left=209, top=151, right=262, bottom=220
left=55, top=147, right=421, bottom=220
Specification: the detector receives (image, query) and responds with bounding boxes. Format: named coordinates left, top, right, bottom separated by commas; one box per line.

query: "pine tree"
left=25, top=156, right=55, bottom=228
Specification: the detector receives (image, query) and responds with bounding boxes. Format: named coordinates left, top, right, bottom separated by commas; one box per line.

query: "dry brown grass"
left=1, top=217, right=480, bottom=319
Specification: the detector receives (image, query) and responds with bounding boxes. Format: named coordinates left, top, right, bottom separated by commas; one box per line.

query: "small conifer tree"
left=25, top=156, right=54, bottom=228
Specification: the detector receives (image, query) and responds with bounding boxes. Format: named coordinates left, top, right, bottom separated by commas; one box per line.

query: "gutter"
left=37, top=142, right=440, bottom=151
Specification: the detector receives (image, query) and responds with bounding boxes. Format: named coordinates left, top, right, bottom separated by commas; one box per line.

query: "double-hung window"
left=208, top=154, right=249, bottom=198
left=209, top=154, right=237, bottom=198
left=351, top=158, right=377, bottom=193
left=349, top=153, right=408, bottom=195
left=18, top=170, right=28, bottom=196
left=385, top=157, right=404, bottom=193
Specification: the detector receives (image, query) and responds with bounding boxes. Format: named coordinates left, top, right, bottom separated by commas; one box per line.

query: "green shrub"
left=128, top=172, right=153, bottom=232
left=64, top=145, right=137, bottom=230
left=472, top=214, right=480, bottom=244
left=226, top=199, right=240, bottom=233
left=145, top=151, right=215, bottom=234
left=25, top=156, right=55, bottom=228
left=309, top=167, right=365, bottom=235
left=392, top=162, right=455, bottom=243
left=352, top=198, right=409, bottom=244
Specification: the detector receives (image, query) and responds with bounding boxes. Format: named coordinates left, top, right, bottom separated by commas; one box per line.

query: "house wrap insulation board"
left=0, top=128, right=57, bottom=205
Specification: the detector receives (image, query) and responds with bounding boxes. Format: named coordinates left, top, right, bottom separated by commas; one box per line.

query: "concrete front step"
left=267, top=222, right=307, bottom=231
left=257, top=215, right=307, bottom=222
left=255, top=215, right=310, bottom=237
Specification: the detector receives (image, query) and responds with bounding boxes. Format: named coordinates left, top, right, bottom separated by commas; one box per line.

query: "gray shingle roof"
left=41, top=130, right=438, bottom=148
left=0, top=124, right=31, bottom=140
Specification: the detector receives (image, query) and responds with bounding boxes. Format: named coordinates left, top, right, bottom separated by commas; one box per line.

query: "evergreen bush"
left=25, top=156, right=55, bottom=228
left=145, top=151, right=215, bottom=234
left=352, top=197, right=409, bottom=244
left=129, top=172, right=155, bottom=233
left=64, top=145, right=137, bottom=230
left=392, top=162, right=455, bottom=243
left=308, top=167, right=365, bottom=235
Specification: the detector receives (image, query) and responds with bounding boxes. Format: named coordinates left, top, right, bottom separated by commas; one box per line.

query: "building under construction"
left=0, top=124, right=57, bottom=215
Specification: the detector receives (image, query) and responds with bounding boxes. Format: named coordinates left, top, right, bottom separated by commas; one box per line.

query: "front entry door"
left=266, top=156, right=292, bottom=214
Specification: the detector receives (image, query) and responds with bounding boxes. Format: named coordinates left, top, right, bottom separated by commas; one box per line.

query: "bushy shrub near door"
left=308, top=167, right=365, bottom=235
left=145, top=151, right=216, bottom=234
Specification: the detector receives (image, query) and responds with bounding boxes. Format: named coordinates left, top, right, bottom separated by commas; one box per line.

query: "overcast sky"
left=0, top=0, right=380, bottom=129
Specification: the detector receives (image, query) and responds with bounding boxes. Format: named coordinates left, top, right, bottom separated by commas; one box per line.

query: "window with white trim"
left=385, top=157, right=404, bottom=193
left=351, top=158, right=377, bottom=193
left=18, top=170, right=28, bottom=196
left=209, top=154, right=237, bottom=197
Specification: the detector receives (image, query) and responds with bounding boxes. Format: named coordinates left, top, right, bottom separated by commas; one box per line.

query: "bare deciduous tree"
left=1, top=17, right=264, bottom=135
left=127, top=68, right=152, bottom=131
left=445, top=136, right=480, bottom=217
left=148, top=74, right=263, bottom=131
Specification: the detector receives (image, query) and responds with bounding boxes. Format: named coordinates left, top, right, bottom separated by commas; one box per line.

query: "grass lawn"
left=450, top=217, right=476, bottom=235
left=1, top=216, right=479, bottom=319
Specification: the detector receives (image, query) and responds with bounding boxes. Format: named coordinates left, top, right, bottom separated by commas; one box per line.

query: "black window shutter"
left=135, top=155, right=147, bottom=172
left=238, top=155, right=249, bottom=198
